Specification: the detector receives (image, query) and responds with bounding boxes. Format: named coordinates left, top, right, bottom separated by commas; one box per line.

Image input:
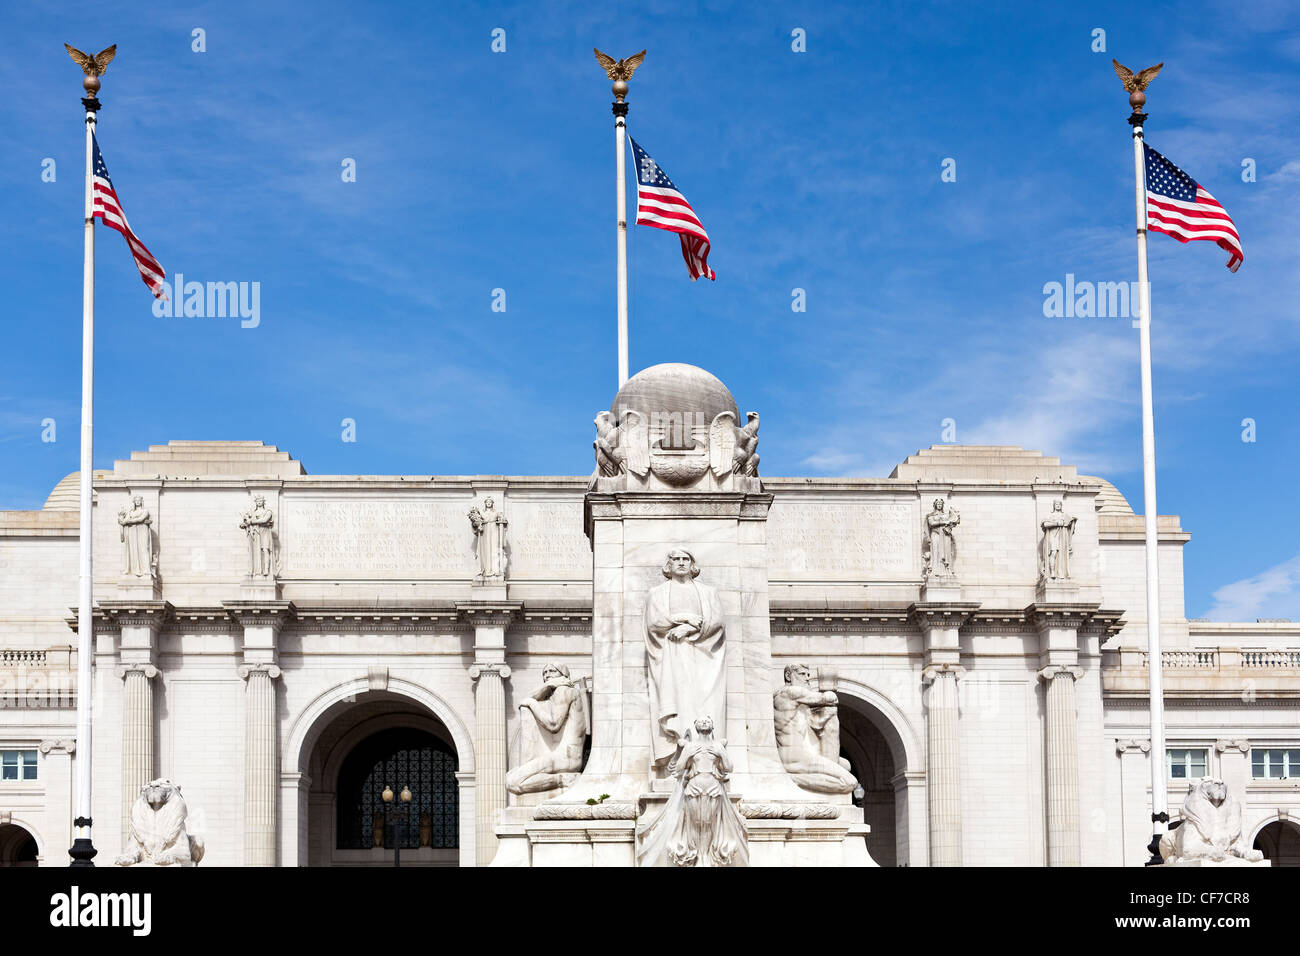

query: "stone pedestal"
left=1159, top=858, right=1271, bottom=867
left=556, top=491, right=808, bottom=808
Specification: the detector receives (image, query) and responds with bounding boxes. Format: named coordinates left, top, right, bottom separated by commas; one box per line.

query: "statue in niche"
left=773, top=663, right=857, bottom=794
left=922, top=498, right=960, bottom=578
left=637, top=717, right=749, bottom=867
left=1039, top=500, right=1077, bottom=580
left=1159, top=778, right=1264, bottom=864
left=506, top=663, right=589, bottom=794
left=117, top=495, right=155, bottom=578
left=644, top=549, right=726, bottom=773
left=240, top=495, right=276, bottom=577
left=468, top=496, right=508, bottom=582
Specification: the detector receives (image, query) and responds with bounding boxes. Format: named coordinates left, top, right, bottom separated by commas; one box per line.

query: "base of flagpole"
left=69, top=816, right=97, bottom=867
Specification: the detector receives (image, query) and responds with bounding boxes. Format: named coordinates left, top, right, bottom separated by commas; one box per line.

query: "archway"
left=1254, top=820, right=1300, bottom=867
left=0, top=823, right=39, bottom=867
left=297, top=689, right=468, bottom=866
left=834, top=683, right=922, bottom=867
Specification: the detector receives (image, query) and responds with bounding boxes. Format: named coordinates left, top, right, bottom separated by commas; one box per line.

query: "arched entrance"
left=839, top=705, right=898, bottom=866
left=1254, top=820, right=1300, bottom=867
left=0, top=823, right=39, bottom=867
left=834, top=684, right=922, bottom=867
left=296, top=689, right=468, bottom=866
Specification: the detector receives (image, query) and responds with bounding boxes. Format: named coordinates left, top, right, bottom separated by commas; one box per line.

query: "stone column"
left=1115, top=738, right=1151, bottom=867
left=1039, top=664, right=1084, bottom=866
left=101, top=600, right=168, bottom=847
left=239, top=662, right=281, bottom=866
left=37, top=738, right=76, bottom=866
left=911, top=601, right=977, bottom=868
left=1029, top=603, right=1096, bottom=867
left=117, top=663, right=157, bottom=840
left=226, top=600, right=293, bottom=868
left=1216, top=739, right=1252, bottom=800
left=921, top=663, right=964, bottom=866
left=459, top=602, right=519, bottom=867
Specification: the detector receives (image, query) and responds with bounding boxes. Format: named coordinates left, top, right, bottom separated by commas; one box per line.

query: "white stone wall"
left=1, top=453, right=1296, bottom=867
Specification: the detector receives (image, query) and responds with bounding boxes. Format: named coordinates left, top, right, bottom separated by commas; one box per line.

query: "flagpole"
left=595, top=49, right=643, bottom=388
left=70, top=58, right=103, bottom=868
left=1125, top=76, right=1169, bottom=866
left=615, top=95, right=629, bottom=388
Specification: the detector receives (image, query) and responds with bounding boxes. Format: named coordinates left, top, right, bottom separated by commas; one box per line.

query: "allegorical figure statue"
left=644, top=549, right=726, bottom=772
left=115, top=778, right=205, bottom=867
left=506, top=663, right=589, bottom=794
left=1040, top=500, right=1077, bottom=580
left=1159, top=778, right=1264, bottom=865
left=117, top=495, right=155, bottom=578
left=637, top=717, right=749, bottom=867
left=773, top=663, right=857, bottom=794
left=468, top=497, right=508, bottom=583
left=240, top=495, right=276, bottom=577
left=922, top=498, right=960, bottom=578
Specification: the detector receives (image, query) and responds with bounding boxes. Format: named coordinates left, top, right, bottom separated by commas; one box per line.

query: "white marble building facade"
left=1, top=368, right=1297, bottom=867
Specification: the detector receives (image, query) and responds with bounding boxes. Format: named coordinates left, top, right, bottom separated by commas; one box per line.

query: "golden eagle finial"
left=1113, top=59, right=1163, bottom=114
left=594, top=48, right=646, bottom=102
left=65, top=43, right=117, bottom=77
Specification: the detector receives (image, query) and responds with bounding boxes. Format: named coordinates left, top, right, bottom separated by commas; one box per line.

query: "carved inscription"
left=508, top=501, right=589, bottom=576
left=767, top=501, right=915, bottom=578
left=282, top=498, right=472, bottom=575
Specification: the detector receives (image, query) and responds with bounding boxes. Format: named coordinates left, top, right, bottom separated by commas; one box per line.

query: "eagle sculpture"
left=593, top=48, right=646, bottom=83
left=1111, top=59, right=1163, bottom=93
left=65, top=43, right=117, bottom=76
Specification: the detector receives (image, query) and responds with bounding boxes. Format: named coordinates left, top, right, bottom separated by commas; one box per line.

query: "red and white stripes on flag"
left=628, top=135, right=715, bottom=281
left=92, top=134, right=167, bottom=298
left=1143, top=142, right=1243, bottom=273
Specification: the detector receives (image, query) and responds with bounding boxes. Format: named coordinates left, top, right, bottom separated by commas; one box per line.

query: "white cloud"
left=1204, top=553, right=1300, bottom=621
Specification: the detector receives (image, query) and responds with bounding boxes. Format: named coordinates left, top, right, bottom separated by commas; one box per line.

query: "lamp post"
left=380, top=785, right=412, bottom=868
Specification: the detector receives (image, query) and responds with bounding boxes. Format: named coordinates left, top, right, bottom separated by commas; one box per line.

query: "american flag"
left=1143, top=143, right=1243, bottom=273
left=628, top=136, right=715, bottom=281
left=92, top=134, right=166, bottom=298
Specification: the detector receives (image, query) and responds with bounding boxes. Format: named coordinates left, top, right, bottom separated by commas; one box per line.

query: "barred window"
left=336, top=729, right=458, bottom=850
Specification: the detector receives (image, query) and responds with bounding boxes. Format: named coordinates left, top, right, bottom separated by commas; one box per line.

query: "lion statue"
left=1158, top=777, right=1263, bottom=864
left=115, top=778, right=205, bottom=867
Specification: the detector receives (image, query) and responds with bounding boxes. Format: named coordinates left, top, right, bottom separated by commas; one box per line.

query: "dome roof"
left=42, top=470, right=111, bottom=510
left=43, top=472, right=81, bottom=510
left=610, top=363, right=739, bottom=425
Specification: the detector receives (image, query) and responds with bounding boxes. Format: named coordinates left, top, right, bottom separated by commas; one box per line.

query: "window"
left=1167, top=748, right=1207, bottom=780
left=1252, top=748, right=1300, bottom=780
left=0, top=750, right=37, bottom=782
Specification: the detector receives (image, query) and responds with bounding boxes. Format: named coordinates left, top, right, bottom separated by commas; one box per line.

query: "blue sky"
left=2, top=0, right=1298, bottom=620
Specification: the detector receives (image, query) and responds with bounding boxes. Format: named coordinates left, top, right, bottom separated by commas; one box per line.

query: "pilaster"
left=459, top=600, right=520, bottom=866
left=910, top=601, right=977, bottom=867
left=226, top=600, right=293, bottom=867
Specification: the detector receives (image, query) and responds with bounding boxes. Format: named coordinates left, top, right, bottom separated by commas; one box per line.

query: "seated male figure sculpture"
left=773, top=662, right=857, bottom=793
left=505, top=663, right=588, bottom=794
